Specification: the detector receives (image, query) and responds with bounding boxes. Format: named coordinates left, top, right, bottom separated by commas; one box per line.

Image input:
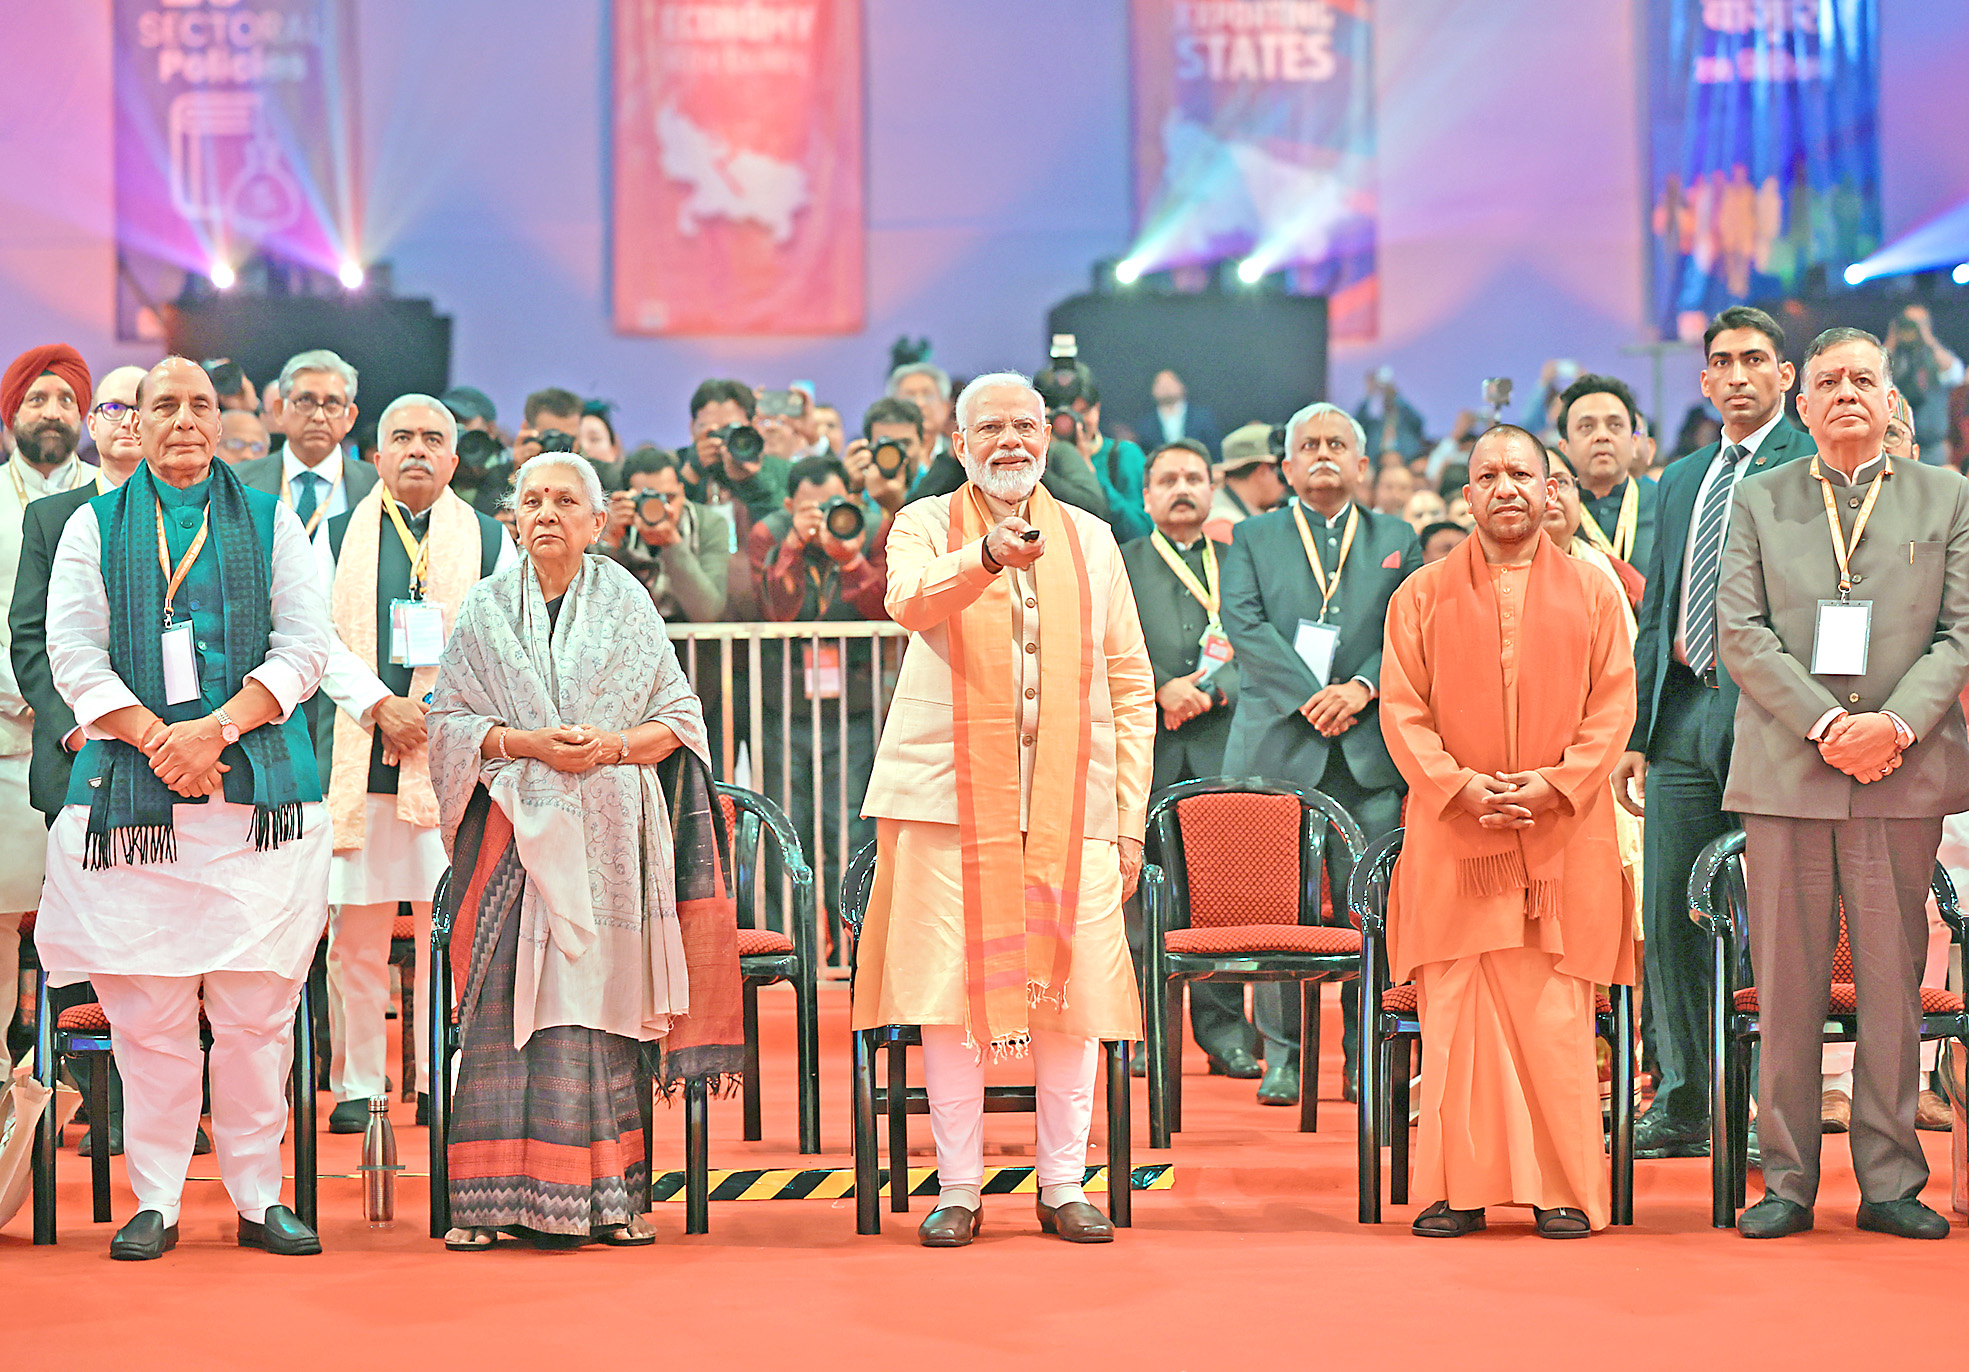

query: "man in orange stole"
left=1379, top=423, right=1639, bottom=1237
left=853, top=372, right=1155, bottom=1248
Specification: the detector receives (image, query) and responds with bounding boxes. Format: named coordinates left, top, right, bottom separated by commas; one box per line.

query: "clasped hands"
left=141, top=716, right=228, bottom=798
left=1818, top=711, right=1905, bottom=784
left=1454, top=771, right=1562, bottom=831
left=1156, top=670, right=1216, bottom=730
left=1300, top=680, right=1371, bottom=738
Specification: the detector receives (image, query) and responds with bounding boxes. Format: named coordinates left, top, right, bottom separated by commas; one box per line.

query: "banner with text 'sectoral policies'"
left=1647, top=0, right=1881, bottom=341
left=613, top=0, right=864, bottom=336
left=114, top=0, right=360, bottom=337
left=1131, top=1, right=1377, bottom=340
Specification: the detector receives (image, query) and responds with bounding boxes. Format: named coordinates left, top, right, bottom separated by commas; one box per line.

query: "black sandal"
left=1534, top=1206, right=1591, bottom=1238
left=1412, top=1200, right=1486, bottom=1237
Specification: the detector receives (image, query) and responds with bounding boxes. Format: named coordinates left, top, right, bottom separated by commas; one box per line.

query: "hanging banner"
left=612, top=0, right=864, bottom=335
left=1646, top=0, right=1881, bottom=341
left=114, top=0, right=361, bottom=338
left=1129, top=0, right=1377, bottom=340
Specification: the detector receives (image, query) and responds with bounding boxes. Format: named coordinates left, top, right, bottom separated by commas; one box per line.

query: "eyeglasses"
left=91, top=400, right=135, bottom=421
left=219, top=437, right=269, bottom=457
left=288, top=395, right=348, bottom=417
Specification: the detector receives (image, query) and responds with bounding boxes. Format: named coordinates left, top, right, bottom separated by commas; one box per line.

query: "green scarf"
left=84, top=460, right=307, bottom=868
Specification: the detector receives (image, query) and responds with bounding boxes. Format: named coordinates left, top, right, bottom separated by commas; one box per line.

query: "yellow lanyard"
left=94, top=469, right=112, bottom=495
left=1149, top=531, right=1220, bottom=620
left=154, top=503, right=211, bottom=627
left=9, top=459, right=89, bottom=507
left=279, top=464, right=337, bottom=535
left=1576, top=479, right=1639, bottom=561
left=380, top=489, right=433, bottom=596
left=1812, top=455, right=1890, bottom=599
left=1291, top=503, right=1358, bottom=619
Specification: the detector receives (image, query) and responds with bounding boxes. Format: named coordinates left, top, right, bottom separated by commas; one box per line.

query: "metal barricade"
left=667, top=622, right=911, bottom=970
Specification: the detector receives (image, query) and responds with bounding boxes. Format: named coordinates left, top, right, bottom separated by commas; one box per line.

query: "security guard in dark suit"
left=1613, top=305, right=1814, bottom=1158
left=1220, top=403, right=1422, bottom=1106
left=1118, top=439, right=1261, bottom=1077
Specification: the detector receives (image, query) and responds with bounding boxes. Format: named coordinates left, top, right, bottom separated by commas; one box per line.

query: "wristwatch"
left=212, top=707, right=240, bottom=745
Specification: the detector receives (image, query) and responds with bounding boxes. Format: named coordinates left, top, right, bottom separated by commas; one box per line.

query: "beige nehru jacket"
left=860, top=491, right=1156, bottom=842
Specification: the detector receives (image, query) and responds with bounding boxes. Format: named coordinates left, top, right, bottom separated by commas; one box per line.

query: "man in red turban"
left=3, top=343, right=93, bottom=445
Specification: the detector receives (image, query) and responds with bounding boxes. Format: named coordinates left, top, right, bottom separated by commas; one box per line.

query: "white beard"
left=966, top=452, right=1046, bottom=504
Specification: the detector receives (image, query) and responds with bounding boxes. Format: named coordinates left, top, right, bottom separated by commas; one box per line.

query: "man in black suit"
left=1136, top=369, right=1221, bottom=457
left=1220, top=402, right=1422, bottom=1105
left=1118, top=439, right=1260, bottom=1078
left=1612, top=305, right=1814, bottom=1158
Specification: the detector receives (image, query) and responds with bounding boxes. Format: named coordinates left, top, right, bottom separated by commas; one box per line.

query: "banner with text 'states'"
left=613, top=0, right=865, bottom=336
left=1130, top=0, right=1377, bottom=340
left=113, top=0, right=360, bottom=338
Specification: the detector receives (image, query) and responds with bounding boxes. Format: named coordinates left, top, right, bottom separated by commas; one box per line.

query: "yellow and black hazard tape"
left=649, top=1162, right=1175, bottom=1203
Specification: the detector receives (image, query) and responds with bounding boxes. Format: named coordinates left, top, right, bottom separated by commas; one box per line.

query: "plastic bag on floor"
left=0, top=1059, right=81, bottom=1229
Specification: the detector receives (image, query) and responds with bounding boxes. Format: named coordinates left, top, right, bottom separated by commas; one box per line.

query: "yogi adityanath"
left=853, top=371, right=1155, bottom=1248
left=1379, top=423, right=1639, bottom=1238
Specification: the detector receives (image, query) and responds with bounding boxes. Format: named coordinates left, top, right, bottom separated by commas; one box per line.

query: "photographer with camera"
left=887, top=361, right=955, bottom=470
left=600, top=445, right=731, bottom=622
left=578, top=400, right=624, bottom=487
left=1035, top=355, right=1151, bottom=542
left=843, top=397, right=925, bottom=520
left=1886, top=305, right=1964, bottom=462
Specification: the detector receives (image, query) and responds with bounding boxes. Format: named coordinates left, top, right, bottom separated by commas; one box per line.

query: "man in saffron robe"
left=853, top=372, right=1155, bottom=1248
left=1379, top=423, right=1638, bottom=1237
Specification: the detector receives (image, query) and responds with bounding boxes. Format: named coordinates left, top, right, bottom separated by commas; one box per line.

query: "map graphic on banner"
left=113, top=0, right=360, bottom=339
left=613, top=1, right=863, bottom=336
left=1646, top=0, right=1881, bottom=340
left=1131, top=0, right=1377, bottom=339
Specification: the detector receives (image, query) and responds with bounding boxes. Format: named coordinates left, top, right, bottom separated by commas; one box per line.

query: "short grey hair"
left=1286, top=401, right=1367, bottom=456
left=1805, top=326, right=1893, bottom=385
left=507, top=451, right=606, bottom=514
left=888, top=361, right=952, bottom=401
left=376, top=393, right=456, bottom=452
left=279, top=348, right=359, bottom=400
left=954, top=371, right=1045, bottom=430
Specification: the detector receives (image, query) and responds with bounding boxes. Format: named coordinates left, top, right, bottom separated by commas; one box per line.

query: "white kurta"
left=34, top=489, right=332, bottom=986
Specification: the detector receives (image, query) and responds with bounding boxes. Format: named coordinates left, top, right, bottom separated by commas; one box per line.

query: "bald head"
left=93, top=365, right=145, bottom=409
left=87, top=364, right=148, bottom=476
left=140, top=356, right=223, bottom=487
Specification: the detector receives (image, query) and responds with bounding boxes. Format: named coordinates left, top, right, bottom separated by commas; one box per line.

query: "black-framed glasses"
left=288, top=395, right=348, bottom=417
left=91, top=400, right=134, bottom=421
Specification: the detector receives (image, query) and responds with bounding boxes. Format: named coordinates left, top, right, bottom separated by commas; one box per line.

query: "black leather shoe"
left=1129, top=1042, right=1147, bottom=1078
left=77, top=1124, right=124, bottom=1157
left=1856, top=1198, right=1951, bottom=1240
left=1738, top=1194, right=1813, bottom=1238
left=109, top=1210, right=178, bottom=1261
left=238, top=1204, right=323, bottom=1255
left=1037, top=1199, right=1114, bottom=1242
left=416, top=1092, right=431, bottom=1128
left=1257, top=1062, right=1299, bottom=1106
left=1633, top=1109, right=1709, bottom=1159
left=918, top=1204, right=981, bottom=1247
left=1206, top=1047, right=1263, bottom=1079
left=328, top=1099, right=370, bottom=1134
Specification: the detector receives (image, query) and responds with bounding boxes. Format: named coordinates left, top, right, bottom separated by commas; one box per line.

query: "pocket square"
left=1381, top=550, right=1401, bottom=569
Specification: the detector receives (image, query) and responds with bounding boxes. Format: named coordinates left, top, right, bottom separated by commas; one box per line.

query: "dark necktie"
left=1683, top=444, right=1746, bottom=678
left=294, top=471, right=320, bottom=526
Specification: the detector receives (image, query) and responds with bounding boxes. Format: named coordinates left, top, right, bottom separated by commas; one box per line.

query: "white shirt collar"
left=282, top=447, right=342, bottom=488
left=12, top=455, right=83, bottom=499
left=1725, top=408, right=1787, bottom=462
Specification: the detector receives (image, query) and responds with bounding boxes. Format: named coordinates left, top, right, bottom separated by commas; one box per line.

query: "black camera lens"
left=870, top=437, right=910, bottom=478
left=455, top=428, right=501, bottom=464
left=714, top=423, right=764, bottom=465
left=636, top=494, right=672, bottom=524
left=821, top=496, right=865, bottom=541
left=533, top=428, right=577, bottom=454
left=1266, top=423, right=1288, bottom=458
left=1049, top=408, right=1078, bottom=443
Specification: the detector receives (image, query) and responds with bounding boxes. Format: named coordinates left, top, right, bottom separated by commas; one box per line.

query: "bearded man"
left=853, top=372, right=1155, bottom=1247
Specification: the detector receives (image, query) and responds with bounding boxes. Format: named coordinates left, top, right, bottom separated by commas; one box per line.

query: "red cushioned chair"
left=1689, top=828, right=1967, bottom=1229
left=841, top=841, right=1133, bottom=1236
left=29, top=955, right=319, bottom=1245
left=1142, top=779, right=1366, bottom=1149
left=716, top=783, right=821, bottom=1154
left=1349, top=829, right=1635, bottom=1225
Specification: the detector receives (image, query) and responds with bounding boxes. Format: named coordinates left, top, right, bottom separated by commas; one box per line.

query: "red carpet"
left=8, top=983, right=1966, bottom=1367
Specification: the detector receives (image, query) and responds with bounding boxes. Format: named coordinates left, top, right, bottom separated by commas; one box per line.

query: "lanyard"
left=380, top=489, right=432, bottom=596
left=1149, top=531, right=1219, bottom=619
left=94, top=469, right=113, bottom=495
left=9, top=458, right=89, bottom=507
left=1811, top=454, right=1890, bottom=599
left=280, top=463, right=338, bottom=535
left=1291, top=503, right=1359, bottom=619
left=1576, top=479, right=1639, bottom=561
left=154, top=503, right=211, bottom=627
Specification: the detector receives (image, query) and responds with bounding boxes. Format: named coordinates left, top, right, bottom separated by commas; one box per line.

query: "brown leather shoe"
left=1036, top=1199, right=1114, bottom=1243
left=1916, top=1089, right=1953, bottom=1132
left=918, top=1204, right=981, bottom=1247
left=1821, top=1089, right=1852, bottom=1133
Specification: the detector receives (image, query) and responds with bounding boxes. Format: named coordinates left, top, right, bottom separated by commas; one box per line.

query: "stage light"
left=1954, top=263, right=1969, bottom=285
left=1114, top=258, right=1143, bottom=286
left=1236, top=256, right=1265, bottom=285
left=209, top=261, right=236, bottom=291
left=1843, top=263, right=1867, bottom=286
left=338, top=260, right=366, bottom=290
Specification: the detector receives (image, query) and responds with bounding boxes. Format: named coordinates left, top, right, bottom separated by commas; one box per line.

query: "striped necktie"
left=294, top=470, right=321, bottom=525
left=1683, top=444, right=1746, bottom=679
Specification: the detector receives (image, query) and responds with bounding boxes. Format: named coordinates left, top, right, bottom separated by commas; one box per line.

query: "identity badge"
left=1810, top=599, right=1871, bottom=676
left=1196, top=624, right=1234, bottom=690
left=161, top=622, right=199, bottom=705
left=393, top=600, right=446, bottom=668
left=1293, top=618, right=1341, bottom=688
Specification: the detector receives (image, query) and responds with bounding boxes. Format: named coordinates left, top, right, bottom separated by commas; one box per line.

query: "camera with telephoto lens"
left=870, top=436, right=911, bottom=479
left=819, top=496, right=865, bottom=542
left=710, top=422, right=764, bottom=465
left=1036, top=334, right=1090, bottom=444
left=635, top=493, right=675, bottom=526
left=532, top=428, right=577, bottom=454
left=456, top=428, right=502, bottom=465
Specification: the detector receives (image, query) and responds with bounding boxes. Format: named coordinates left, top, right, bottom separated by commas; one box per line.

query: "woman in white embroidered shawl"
left=427, top=454, right=742, bottom=1251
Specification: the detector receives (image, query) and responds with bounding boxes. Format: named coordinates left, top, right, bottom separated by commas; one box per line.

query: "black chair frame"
left=1351, top=829, right=1635, bottom=1225
left=1689, top=828, right=1968, bottom=1229
left=717, top=782, right=822, bottom=1154
left=840, top=842, right=1133, bottom=1236
left=1143, top=778, right=1366, bottom=1149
